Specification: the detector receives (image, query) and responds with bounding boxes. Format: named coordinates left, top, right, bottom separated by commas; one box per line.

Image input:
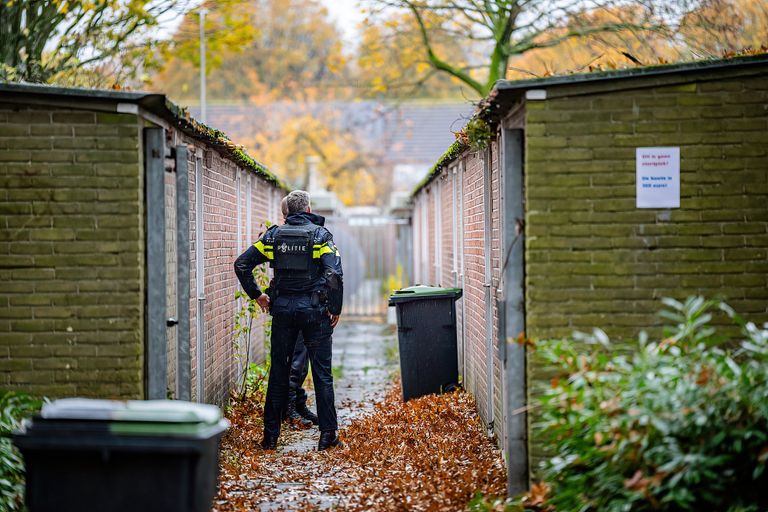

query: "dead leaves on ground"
left=214, top=384, right=506, bottom=511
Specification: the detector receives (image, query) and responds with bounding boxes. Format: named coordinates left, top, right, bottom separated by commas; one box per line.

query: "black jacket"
left=234, top=212, right=343, bottom=299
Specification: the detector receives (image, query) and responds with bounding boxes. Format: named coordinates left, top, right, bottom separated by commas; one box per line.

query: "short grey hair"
left=280, top=196, right=289, bottom=219
left=285, top=190, right=310, bottom=215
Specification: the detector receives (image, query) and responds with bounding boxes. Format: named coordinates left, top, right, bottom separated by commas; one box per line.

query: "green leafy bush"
left=0, top=391, right=43, bottom=512
left=536, top=297, right=768, bottom=511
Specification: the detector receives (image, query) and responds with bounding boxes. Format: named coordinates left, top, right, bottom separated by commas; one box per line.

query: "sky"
left=323, top=0, right=366, bottom=45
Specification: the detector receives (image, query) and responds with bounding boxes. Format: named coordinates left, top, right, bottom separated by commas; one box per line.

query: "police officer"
left=234, top=190, right=343, bottom=451
left=278, top=196, right=318, bottom=429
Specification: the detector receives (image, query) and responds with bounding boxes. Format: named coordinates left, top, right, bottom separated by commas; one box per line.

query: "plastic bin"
left=13, top=399, right=229, bottom=512
left=388, top=285, right=463, bottom=401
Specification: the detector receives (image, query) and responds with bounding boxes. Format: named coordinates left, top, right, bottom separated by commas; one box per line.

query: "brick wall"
left=439, top=172, right=454, bottom=288
left=411, top=144, right=506, bottom=441
left=525, top=76, right=768, bottom=341
left=0, top=105, right=144, bottom=398
left=0, top=98, right=282, bottom=404
left=413, top=60, right=768, bottom=484
left=186, top=144, right=280, bottom=406
left=524, top=73, right=768, bottom=464
left=412, top=63, right=768, bottom=475
left=165, top=159, right=178, bottom=397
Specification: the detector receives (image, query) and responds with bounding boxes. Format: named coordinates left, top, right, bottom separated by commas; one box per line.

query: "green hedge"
left=0, top=392, right=43, bottom=512
left=536, top=297, right=768, bottom=511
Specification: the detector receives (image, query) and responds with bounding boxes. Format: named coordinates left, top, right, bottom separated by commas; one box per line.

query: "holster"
left=311, top=289, right=328, bottom=307
left=265, top=279, right=278, bottom=313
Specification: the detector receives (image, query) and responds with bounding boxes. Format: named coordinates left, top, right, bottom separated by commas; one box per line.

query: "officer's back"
left=266, top=211, right=332, bottom=299
left=233, top=190, right=343, bottom=451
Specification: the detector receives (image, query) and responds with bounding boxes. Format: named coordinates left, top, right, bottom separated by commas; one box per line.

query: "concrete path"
left=228, top=320, right=398, bottom=510
left=279, top=321, right=397, bottom=454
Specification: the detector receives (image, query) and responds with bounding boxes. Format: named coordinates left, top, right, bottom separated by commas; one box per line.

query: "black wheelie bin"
left=388, top=285, right=463, bottom=401
left=13, top=399, right=229, bottom=512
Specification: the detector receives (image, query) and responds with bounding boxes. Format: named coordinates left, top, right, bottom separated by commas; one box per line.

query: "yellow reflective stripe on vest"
left=312, top=242, right=338, bottom=259
left=254, top=240, right=274, bottom=260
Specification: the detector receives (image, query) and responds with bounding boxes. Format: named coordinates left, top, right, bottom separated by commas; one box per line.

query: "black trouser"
left=263, top=296, right=337, bottom=438
left=288, top=333, right=309, bottom=407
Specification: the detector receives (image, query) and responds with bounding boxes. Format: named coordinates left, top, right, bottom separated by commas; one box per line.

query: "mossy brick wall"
left=0, top=105, right=144, bottom=398
left=186, top=145, right=280, bottom=406
left=412, top=141, right=506, bottom=442
left=525, top=73, right=768, bottom=465
left=458, top=150, right=489, bottom=423
left=439, top=171, right=454, bottom=288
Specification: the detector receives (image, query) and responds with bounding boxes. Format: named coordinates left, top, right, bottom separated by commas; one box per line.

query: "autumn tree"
left=158, top=0, right=258, bottom=87
left=153, top=0, right=349, bottom=103
left=508, top=5, right=680, bottom=79
left=503, top=0, right=767, bottom=81
left=356, top=10, right=474, bottom=98
left=0, top=0, right=188, bottom=86
left=245, top=110, right=383, bottom=206
left=678, top=0, right=768, bottom=57
left=365, top=0, right=683, bottom=97
left=152, top=0, right=380, bottom=205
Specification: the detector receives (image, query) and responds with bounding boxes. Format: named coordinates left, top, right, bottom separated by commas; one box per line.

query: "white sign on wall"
left=636, top=147, right=680, bottom=208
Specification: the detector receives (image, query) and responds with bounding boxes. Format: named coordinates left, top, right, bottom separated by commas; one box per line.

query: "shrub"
left=536, top=297, right=768, bottom=512
left=0, top=391, right=44, bottom=512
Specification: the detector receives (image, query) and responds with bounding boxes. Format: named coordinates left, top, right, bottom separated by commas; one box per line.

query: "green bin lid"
left=388, top=285, right=462, bottom=304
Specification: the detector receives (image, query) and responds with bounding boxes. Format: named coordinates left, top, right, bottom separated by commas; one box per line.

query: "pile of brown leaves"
left=219, top=390, right=265, bottom=468
left=215, top=384, right=507, bottom=511
left=330, top=385, right=507, bottom=510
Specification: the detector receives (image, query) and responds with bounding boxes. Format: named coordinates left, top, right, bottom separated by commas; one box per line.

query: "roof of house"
left=190, top=101, right=474, bottom=166
left=413, top=54, right=768, bottom=197
left=0, top=82, right=287, bottom=189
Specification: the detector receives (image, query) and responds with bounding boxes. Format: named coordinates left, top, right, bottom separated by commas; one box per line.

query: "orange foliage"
left=242, top=111, right=381, bottom=206
left=215, top=384, right=507, bottom=511
left=152, top=0, right=349, bottom=103
left=357, top=11, right=474, bottom=99
left=508, top=5, right=679, bottom=79
left=679, top=0, right=768, bottom=57
left=508, top=1, right=768, bottom=80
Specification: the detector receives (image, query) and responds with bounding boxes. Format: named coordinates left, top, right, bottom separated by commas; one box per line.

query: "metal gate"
left=325, top=209, right=410, bottom=319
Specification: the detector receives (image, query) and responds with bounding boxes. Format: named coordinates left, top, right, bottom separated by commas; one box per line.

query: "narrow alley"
left=218, top=321, right=397, bottom=510
left=215, top=321, right=507, bottom=511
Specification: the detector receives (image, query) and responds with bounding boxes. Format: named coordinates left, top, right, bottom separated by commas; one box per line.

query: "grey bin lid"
left=35, top=399, right=229, bottom=437
left=41, top=399, right=222, bottom=424
left=388, top=285, right=463, bottom=305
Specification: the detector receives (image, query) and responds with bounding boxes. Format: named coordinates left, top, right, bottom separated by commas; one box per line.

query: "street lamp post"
left=199, top=8, right=208, bottom=124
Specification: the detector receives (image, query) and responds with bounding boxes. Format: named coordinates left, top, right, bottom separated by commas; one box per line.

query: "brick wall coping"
left=0, top=82, right=289, bottom=191
left=493, top=53, right=768, bottom=96
left=412, top=53, right=768, bottom=197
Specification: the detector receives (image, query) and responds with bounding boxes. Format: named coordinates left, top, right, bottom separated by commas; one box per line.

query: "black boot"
left=285, top=400, right=313, bottom=428
left=295, top=402, right=319, bottom=426
left=260, top=433, right=278, bottom=450
left=318, top=430, right=342, bottom=451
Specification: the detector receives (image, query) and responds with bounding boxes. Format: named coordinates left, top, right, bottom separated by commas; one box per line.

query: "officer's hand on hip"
left=256, top=293, right=270, bottom=313
left=329, top=313, right=340, bottom=328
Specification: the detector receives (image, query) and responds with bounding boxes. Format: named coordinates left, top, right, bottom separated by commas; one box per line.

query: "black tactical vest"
left=271, top=223, right=322, bottom=287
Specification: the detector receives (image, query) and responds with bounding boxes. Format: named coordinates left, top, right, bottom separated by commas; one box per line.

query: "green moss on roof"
left=0, top=82, right=289, bottom=190
left=412, top=139, right=469, bottom=197
left=165, top=100, right=289, bottom=191
left=494, top=52, right=768, bottom=92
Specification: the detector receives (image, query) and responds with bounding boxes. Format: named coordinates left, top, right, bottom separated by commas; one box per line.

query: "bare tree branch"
left=406, top=0, right=486, bottom=94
